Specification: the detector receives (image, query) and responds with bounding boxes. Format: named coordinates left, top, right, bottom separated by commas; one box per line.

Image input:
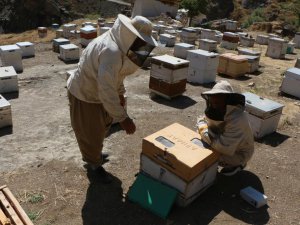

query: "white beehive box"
left=0, top=94, right=12, bottom=129
left=0, top=66, right=18, bottom=93
left=256, top=34, right=269, bottom=45
left=226, top=20, right=237, bottom=31
left=281, top=67, right=300, bottom=99
left=187, top=49, right=219, bottom=84
left=294, top=32, right=300, bottom=48
left=141, top=154, right=218, bottom=207
left=159, top=34, right=176, bottom=47
left=174, top=43, right=195, bottom=59
left=238, top=48, right=261, bottom=57
left=198, top=39, right=217, bottom=52
left=56, top=29, right=63, bottom=38
left=201, top=29, right=216, bottom=40
left=239, top=36, right=255, bottom=47
left=150, top=55, right=189, bottom=83
left=220, top=41, right=238, bottom=50
left=243, top=92, right=284, bottom=139
left=0, top=45, right=23, bottom=73
left=287, top=42, right=295, bottom=54
left=16, top=42, right=35, bottom=58
left=59, top=44, right=80, bottom=62
left=266, top=38, right=288, bottom=59
left=52, top=38, right=70, bottom=53
left=240, top=55, right=260, bottom=73
left=62, top=24, right=77, bottom=38
left=295, top=58, right=300, bottom=68
left=99, top=27, right=110, bottom=35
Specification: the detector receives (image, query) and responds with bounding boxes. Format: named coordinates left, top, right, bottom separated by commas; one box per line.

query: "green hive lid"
left=127, top=173, right=178, bottom=219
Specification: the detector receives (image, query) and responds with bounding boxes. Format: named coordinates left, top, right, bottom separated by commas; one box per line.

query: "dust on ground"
left=0, top=30, right=300, bottom=225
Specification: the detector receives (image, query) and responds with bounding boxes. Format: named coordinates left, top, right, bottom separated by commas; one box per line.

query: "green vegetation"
left=27, top=192, right=45, bottom=204
left=242, top=8, right=265, bottom=28
left=84, top=13, right=101, bottom=20
left=180, top=0, right=208, bottom=26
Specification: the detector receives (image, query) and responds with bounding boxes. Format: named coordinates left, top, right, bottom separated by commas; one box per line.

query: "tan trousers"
left=68, top=91, right=113, bottom=169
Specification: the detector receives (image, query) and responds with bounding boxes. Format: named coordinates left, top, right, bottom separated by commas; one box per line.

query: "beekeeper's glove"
left=200, top=128, right=212, bottom=145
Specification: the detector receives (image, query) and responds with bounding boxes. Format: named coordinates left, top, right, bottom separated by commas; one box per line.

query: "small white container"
left=59, top=44, right=80, bottom=62
left=174, top=43, right=195, bottom=59
left=243, top=92, right=284, bottom=139
left=0, top=94, right=12, bottom=129
left=240, top=187, right=268, bottom=208
left=0, top=66, right=18, bottom=93
left=16, top=42, right=35, bottom=58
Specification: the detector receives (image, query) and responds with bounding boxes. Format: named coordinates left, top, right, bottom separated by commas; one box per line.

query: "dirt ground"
left=0, top=30, right=300, bottom=225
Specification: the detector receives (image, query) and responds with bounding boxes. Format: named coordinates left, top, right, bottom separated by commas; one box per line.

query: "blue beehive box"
left=243, top=92, right=284, bottom=138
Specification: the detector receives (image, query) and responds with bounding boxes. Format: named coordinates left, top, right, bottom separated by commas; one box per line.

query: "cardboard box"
left=198, top=39, right=217, bottom=52
left=256, top=35, right=269, bottom=45
left=266, top=38, right=287, bottom=59
left=141, top=154, right=218, bottom=207
left=187, top=49, right=219, bottom=84
left=59, top=44, right=80, bottom=62
left=159, top=34, right=176, bottom=47
left=281, top=67, right=300, bottom=99
left=240, top=186, right=267, bottom=208
left=149, top=77, right=186, bottom=99
left=239, top=36, right=255, bottom=47
left=243, top=92, right=284, bottom=138
left=218, top=53, right=248, bottom=78
left=142, top=123, right=219, bottom=182
left=52, top=38, right=70, bottom=53
left=0, top=45, right=23, bottom=73
left=0, top=66, right=18, bottom=93
left=0, top=94, right=12, bottom=129
left=174, top=43, right=195, bottom=59
left=16, top=42, right=35, bottom=58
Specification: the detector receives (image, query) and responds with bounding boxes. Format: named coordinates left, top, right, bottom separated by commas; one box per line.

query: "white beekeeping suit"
left=67, top=14, right=157, bottom=122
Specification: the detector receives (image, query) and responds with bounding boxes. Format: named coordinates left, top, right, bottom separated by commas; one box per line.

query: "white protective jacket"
left=67, top=17, right=141, bottom=123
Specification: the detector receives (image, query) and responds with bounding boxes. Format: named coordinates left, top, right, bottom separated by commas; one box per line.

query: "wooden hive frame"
left=0, top=185, right=34, bottom=225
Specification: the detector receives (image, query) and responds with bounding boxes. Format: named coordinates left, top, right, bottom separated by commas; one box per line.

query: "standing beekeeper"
left=197, top=80, right=254, bottom=176
left=67, top=14, right=157, bottom=183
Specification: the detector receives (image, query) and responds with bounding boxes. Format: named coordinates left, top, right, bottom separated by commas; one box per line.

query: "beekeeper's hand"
left=119, top=95, right=126, bottom=107
left=120, top=117, right=136, bottom=134
left=197, top=117, right=208, bottom=135
left=200, top=128, right=212, bottom=145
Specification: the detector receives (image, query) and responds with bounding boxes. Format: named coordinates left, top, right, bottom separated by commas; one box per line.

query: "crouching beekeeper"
left=197, top=80, right=254, bottom=176
left=67, top=14, right=157, bottom=183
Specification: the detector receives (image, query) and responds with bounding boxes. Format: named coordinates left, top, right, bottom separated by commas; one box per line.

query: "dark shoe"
left=102, top=153, right=109, bottom=159
left=220, top=165, right=244, bottom=176
left=96, top=166, right=113, bottom=184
